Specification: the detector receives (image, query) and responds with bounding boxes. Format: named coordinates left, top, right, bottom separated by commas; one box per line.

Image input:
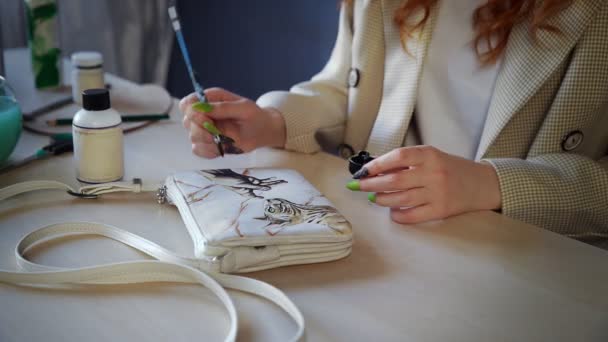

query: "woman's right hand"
left=179, top=88, right=286, bottom=158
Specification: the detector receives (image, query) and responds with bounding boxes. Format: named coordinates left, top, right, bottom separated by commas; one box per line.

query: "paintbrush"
left=167, top=2, right=242, bottom=156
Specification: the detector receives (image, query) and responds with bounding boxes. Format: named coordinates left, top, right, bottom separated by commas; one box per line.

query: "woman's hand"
left=180, top=88, right=286, bottom=158
left=348, top=146, right=502, bottom=224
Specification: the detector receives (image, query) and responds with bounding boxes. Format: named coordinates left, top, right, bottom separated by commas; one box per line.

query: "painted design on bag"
left=176, top=169, right=288, bottom=204
left=175, top=180, right=215, bottom=204
left=200, top=169, right=287, bottom=199
left=174, top=168, right=351, bottom=238
left=255, top=198, right=352, bottom=236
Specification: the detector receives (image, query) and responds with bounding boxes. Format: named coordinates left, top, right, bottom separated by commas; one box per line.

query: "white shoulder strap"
left=0, top=179, right=159, bottom=200
left=0, top=181, right=305, bottom=342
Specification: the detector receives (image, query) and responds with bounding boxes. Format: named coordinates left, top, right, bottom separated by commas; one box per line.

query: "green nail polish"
left=368, top=193, right=376, bottom=203
left=192, top=101, right=213, bottom=113
left=346, top=180, right=360, bottom=191
left=203, top=121, right=222, bottom=135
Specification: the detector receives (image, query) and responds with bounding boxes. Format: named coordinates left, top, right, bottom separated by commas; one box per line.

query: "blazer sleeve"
left=479, top=2, right=608, bottom=239
left=484, top=152, right=608, bottom=239
left=256, top=4, right=353, bottom=153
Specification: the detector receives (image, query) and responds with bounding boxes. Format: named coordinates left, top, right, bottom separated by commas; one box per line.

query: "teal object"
left=0, top=76, right=22, bottom=165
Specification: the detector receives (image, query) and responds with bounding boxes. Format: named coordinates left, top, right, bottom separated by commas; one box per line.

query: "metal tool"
left=203, top=122, right=243, bottom=157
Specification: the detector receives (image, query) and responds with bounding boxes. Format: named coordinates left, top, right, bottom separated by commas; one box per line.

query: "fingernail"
left=368, top=193, right=376, bottom=203
left=353, top=167, right=369, bottom=179
left=192, top=102, right=214, bottom=113
left=346, top=180, right=360, bottom=191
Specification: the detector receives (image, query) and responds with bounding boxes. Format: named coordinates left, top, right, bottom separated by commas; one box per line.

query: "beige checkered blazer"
left=257, top=0, right=608, bottom=245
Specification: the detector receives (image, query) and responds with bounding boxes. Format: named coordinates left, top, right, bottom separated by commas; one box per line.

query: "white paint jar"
left=71, top=52, right=105, bottom=105
left=73, top=88, right=124, bottom=183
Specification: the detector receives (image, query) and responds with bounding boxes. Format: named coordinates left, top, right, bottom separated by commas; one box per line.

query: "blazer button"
left=348, top=68, right=360, bottom=88
left=337, top=143, right=355, bottom=159
left=561, top=130, right=584, bottom=151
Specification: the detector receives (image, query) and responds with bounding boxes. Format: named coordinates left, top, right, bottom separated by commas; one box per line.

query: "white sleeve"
left=257, top=4, right=353, bottom=153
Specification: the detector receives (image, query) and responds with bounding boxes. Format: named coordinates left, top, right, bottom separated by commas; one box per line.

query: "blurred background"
left=0, top=0, right=339, bottom=99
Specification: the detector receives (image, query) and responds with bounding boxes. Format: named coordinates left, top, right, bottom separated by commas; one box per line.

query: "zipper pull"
left=156, top=185, right=168, bottom=204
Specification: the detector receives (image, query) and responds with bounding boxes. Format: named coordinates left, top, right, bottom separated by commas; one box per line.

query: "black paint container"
left=348, top=151, right=375, bottom=175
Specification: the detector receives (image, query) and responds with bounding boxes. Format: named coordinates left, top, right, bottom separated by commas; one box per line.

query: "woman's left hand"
left=348, top=146, right=502, bottom=224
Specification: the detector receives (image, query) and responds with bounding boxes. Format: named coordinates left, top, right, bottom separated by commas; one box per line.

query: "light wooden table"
left=1, top=87, right=607, bottom=341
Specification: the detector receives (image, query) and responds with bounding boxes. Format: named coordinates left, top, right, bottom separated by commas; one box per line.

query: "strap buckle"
left=66, top=190, right=99, bottom=199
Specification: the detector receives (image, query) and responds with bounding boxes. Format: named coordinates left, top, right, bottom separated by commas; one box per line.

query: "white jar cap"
left=71, top=51, right=103, bottom=68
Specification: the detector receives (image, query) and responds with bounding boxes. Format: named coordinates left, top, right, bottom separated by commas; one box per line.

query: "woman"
left=180, top=0, right=608, bottom=245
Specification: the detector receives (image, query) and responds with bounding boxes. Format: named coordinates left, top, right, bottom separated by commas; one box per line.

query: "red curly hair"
left=345, top=0, right=573, bottom=64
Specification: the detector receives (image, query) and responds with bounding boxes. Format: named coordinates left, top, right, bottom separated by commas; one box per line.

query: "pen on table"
left=23, top=84, right=112, bottom=121
left=0, top=133, right=74, bottom=173
left=46, top=113, right=170, bottom=126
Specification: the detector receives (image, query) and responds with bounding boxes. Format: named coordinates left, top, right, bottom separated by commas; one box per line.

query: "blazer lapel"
left=476, top=0, right=603, bottom=160
left=366, top=0, right=437, bottom=156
